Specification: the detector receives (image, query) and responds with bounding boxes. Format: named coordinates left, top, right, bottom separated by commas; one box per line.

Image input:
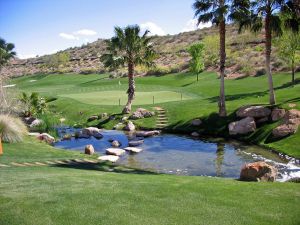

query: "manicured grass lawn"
left=0, top=164, right=299, bottom=225
left=11, top=72, right=300, bottom=157
left=60, top=90, right=194, bottom=105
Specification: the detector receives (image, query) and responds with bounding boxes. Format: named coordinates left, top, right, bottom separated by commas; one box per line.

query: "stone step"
left=11, top=162, right=26, bottom=167
left=35, top=162, right=47, bottom=166
left=0, top=163, right=10, bottom=167
left=23, top=162, right=36, bottom=166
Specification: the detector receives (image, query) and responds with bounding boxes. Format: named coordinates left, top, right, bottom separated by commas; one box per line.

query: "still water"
left=54, top=128, right=300, bottom=181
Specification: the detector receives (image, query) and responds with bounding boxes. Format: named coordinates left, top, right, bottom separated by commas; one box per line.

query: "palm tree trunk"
left=0, top=137, right=3, bottom=156
left=292, top=59, right=295, bottom=84
left=122, top=62, right=135, bottom=114
left=218, top=17, right=227, bottom=117
left=265, top=8, right=276, bottom=105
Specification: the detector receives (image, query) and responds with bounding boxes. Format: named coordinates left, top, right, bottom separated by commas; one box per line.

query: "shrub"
left=0, top=115, right=28, bottom=143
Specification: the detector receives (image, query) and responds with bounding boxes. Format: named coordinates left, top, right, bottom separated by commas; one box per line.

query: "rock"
left=191, top=119, right=202, bottom=126
left=128, top=140, right=144, bottom=147
left=74, top=131, right=90, bottom=139
left=62, top=134, right=72, bottom=140
left=191, top=131, right=200, bottom=137
left=87, top=115, right=98, bottom=122
left=98, top=155, right=119, bottom=163
left=229, top=117, right=256, bottom=135
left=29, top=119, right=43, bottom=128
left=272, top=124, right=298, bottom=138
left=286, top=177, right=300, bottom=183
left=288, top=103, right=296, bottom=108
left=111, top=140, right=121, bottom=147
left=84, top=145, right=95, bottom=155
left=106, top=148, right=125, bottom=156
left=82, top=127, right=103, bottom=139
left=124, top=121, right=135, bottom=131
left=236, top=105, right=271, bottom=118
left=129, top=108, right=155, bottom=120
left=271, top=108, right=285, bottom=121
left=100, top=113, right=108, bottom=119
left=121, top=117, right=128, bottom=122
left=136, top=130, right=160, bottom=137
left=272, top=109, right=300, bottom=138
left=124, top=147, right=143, bottom=153
left=37, top=133, right=55, bottom=144
left=240, top=161, right=277, bottom=182
left=256, top=117, right=269, bottom=124
left=113, top=123, right=123, bottom=130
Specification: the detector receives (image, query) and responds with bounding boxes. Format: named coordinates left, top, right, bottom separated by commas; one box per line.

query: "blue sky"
left=0, top=0, right=211, bottom=59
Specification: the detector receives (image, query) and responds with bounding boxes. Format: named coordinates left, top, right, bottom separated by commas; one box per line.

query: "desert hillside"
left=1, top=24, right=295, bottom=78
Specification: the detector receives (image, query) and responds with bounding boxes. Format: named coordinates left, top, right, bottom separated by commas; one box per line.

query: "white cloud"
left=181, top=19, right=212, bottom=32
left=140, top=22, right=166, bottom=36
left=59, top=32, right=79, bottom=40
left=74, top=29, right=97, bottom=36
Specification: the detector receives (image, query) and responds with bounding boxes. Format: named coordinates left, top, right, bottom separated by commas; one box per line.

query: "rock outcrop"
left=129, top=108, right=155, bottom=120
left=272, top=109, right=300, bottom=138
left=240, top=161, right=277, bottom=182
left=229, top=117, right=256, bottom=135
left=271, top=108, right=285, bottom=121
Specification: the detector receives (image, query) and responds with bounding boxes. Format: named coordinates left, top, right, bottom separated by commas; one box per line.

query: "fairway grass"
left=60, top=90, right=194, bottom=105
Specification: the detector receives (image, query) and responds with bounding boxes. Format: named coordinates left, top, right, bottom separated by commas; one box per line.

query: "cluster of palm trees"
left=102, top=0, right=299, bottom=116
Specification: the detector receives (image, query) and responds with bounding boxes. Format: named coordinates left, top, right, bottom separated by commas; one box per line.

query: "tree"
left=45, top=52, right=70, bottom=71
left=274, top=30, right=300, bottom=83
left=202, top=35, right=220, bottom=67
left=188, top=42, right=205, bottom=81
left=101, top=25, right=157, bottom=114
left=231, top=0, right=294, bottom=105
left=193, top=0, right=232, bottom=117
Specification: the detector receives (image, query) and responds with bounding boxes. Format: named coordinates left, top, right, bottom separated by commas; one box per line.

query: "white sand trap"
left=29, top=80, right=37, bottom=82
left=2, top=84, right=16, bottom=88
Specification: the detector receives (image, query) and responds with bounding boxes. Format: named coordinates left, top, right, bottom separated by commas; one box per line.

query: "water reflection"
left=215, top=143, right=225, bottom=177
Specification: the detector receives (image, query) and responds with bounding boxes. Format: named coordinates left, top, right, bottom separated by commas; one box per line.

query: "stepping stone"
left=83, top=159, right=98, bottom=163
left=73, top=159, right=85, bottom=163
left=106, top=148, right=126, bottom=156
left=0, top=163, right=10, bottom=167
left=45, top=161, right=57, bottom=165
left=98, top=155, right=119, bottom=163
left=54, top=160, right=68, bottom=165
left=128, top=140, right=144, bottom=147
left=35, top=162, right=47, bottom=166
left=23, top=162, right=36, bottom=166
left=124, top=147, right=143, bottom=153
left=11, top=162, right=26, bottom=167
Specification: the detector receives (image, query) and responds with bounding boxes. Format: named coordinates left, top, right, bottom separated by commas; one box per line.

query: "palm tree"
left=193, top=0, right=231, bottom=117
left=231, top=0, right=292, bottom=105
left=0, top=37, right=16, bottom=67
left=101, top=25, right=157, bottom=114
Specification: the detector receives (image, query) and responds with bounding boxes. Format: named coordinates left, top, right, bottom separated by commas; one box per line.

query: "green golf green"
left=59, top=90, right=194, bottom=105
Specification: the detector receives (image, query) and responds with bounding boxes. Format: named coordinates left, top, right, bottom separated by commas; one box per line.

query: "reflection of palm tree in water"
left=215, top=143, right=225, bottom=177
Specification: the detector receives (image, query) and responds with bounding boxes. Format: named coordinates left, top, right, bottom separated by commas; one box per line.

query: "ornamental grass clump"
left=0, top=114, right=28, bottom=143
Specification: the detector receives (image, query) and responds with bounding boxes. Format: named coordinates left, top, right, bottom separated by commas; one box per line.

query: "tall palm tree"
left=193, top=0, right=231, bottom=117
left=101, top=25, right=156, bottom=114
left=231, top=0, right=291, bottom=105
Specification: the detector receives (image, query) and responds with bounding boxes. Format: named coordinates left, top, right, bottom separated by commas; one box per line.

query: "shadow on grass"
left=80, top=77, right=107, bottom=85
left=206, top=91, right=268, bottom=103
left=53, top=161, right=159, bottom=175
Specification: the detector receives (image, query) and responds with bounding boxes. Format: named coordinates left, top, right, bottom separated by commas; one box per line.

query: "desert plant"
left=0, top=114, right=27, bottom=155
left=19, top=92, right=47, bottom=116
left=101, top=25, right=157, bottom=114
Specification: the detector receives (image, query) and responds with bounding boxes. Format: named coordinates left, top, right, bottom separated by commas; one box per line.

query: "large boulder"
left=271, top=108, right=286, bottom=121
left=37, top=133, right=55, bottom=144
left=136, top=130, right=160, bottom=137
left=236, top=105, right=271, bottom=118
left=272, top=109, right=300, bottom=138
left=229, top=117, right=256, bottom=135
left=129, top=108, right=155, bottom=120
left=82, top=127, right=103, bottom=139
left=84, top=145, right=94, bottom=155
left=240, top=161, right=277, bottom=182
left=123, top=121, right=135, bottom=131
left=106, top=148, right=125, bottom=156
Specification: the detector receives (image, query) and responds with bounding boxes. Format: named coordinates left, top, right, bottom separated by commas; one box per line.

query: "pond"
left=54, top=127, right=300, bottom=181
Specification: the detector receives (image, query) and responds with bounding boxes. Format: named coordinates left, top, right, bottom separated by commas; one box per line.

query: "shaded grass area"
left=12, top=72, right=300, bottom=157
left=0, top=166, right=299, bottom=225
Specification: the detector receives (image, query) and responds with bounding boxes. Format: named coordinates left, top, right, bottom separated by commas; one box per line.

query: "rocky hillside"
left=1, top=24, right=294, bottom=78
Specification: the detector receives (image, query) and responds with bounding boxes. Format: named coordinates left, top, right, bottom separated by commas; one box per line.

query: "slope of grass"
left=0, top=165, right=299, bottom=225
left=11, top=72, right=300, bottom=158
